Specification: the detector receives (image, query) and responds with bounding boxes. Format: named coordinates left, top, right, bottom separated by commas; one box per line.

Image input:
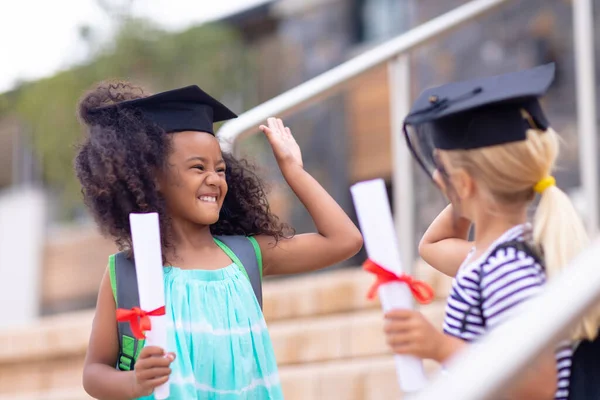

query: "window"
left=353, top=0, right=414, bottom=44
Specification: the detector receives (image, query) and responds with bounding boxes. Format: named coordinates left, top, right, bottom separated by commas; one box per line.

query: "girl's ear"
left=450, top=168, right=475, bottom=201
left=432, top=169, right=446, bottom=194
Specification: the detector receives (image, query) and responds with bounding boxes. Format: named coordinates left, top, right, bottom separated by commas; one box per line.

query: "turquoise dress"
left=138, top=238, right=283, bottom=400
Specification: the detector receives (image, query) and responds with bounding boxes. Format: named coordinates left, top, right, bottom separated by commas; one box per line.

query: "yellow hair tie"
left=534, top=176, right=556, bottom=194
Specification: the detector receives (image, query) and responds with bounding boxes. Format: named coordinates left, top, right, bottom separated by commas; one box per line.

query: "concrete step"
left=0, top=301, right=446, bottom=396
left=262, top=260, right=451, bottom=322
left=271, top=303, right=447, bottom=366
left=1, top=263, right=451, bottom=363
left=42, top=224, right=453, bottom=320
left=0, top=264, right=452, bottom=397
left=0, top=356, right=442, bottom=400
left=0, top=388, right=91, bottom=400
left=280, top=356, right=441, bottom=400
left=262, top=269, right=378, bottom=322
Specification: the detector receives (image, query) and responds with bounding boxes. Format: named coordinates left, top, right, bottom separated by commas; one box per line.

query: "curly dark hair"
left=74, top=80, right=293, bottom=263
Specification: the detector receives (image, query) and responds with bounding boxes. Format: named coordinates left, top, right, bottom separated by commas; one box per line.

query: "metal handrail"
left=218, top=0, right=513, bottom=149
left=410, top=1, right=599, bottom=397
left=216, top=0, right=600, bottom=399
left=409, top=239, right=600, bottom=400
left=573, top=0, right=599, bottom=238
left=218, top=0, right=517, bottom=270
left=216, top=0, right=599, bottom=399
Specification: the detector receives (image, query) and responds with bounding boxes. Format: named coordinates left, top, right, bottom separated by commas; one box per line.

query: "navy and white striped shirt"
left=443, top=224, right=572, bottom=399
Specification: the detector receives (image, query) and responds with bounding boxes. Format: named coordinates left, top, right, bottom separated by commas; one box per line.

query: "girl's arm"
left=439, top=336, right=558, bottom=400
left=434, top=328, right=557, bottom=400
left=387, top=239, right=560, bottom=400
left=256, top=118, right=363, bottom=276
left=83, top=270, right=138, bottom=399
left=503, top=351, right=558, bottom=400
left=418, top=204, right=473, bottom=277
left=385, top=310, right=558, bottom=400
left=83, top=269, right=174, bottom=400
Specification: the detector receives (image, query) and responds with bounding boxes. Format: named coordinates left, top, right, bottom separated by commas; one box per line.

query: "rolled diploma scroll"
left=130, top=213, right=170, bottom=399
left=350, top=179, right=427, bottom=393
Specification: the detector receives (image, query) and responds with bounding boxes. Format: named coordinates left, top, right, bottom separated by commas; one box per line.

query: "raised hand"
left=130, top=346, right=176, bottom=398
left=259, top=117, right=303, bottom=170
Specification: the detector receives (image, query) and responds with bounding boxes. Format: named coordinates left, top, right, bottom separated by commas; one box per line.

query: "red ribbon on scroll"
left=116, top=306, right=166, bottom=340
left=363, top=259, right=434, bottom=304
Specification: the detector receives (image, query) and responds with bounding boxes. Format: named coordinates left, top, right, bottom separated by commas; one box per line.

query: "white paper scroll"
left=350, top=179, right=427, bottom=393
left=130, top=213, right=170, bottom=399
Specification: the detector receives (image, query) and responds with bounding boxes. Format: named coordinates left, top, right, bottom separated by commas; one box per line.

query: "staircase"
left=0, top=262, right=451, bottom=400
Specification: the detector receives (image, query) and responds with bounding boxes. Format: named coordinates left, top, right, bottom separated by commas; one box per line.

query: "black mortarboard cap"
left=91, top=85, right=237, bottom=135
left=403, top=63, right=555, bottom=177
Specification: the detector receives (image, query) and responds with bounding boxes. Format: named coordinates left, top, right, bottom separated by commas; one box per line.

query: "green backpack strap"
left=214, top=235, right=263, bottom=308
left=108, top=252, right=145, bottom=371
left=108, top=235, right=263, bottom=370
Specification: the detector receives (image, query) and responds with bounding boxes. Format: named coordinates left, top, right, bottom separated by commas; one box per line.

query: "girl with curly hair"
left=76, top=81, right=363, bottom=400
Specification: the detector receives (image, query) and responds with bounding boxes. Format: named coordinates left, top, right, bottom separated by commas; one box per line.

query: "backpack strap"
left=569, top=330, right=600, bottom=400
left=459, top=239, right=542, bottom=333
left=108, top=235, right=263, bottom=370
left=492, top=239, right=544, bottom=268
left=109, top=252, right=145, bottom=371
left=214, top=235, right=263, bottom=308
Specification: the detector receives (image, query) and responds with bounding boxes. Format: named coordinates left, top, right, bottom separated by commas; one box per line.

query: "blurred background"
left=0, top=0, right=597, bottom=399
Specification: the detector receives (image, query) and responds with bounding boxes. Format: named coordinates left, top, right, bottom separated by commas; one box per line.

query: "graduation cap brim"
left=404, top=63, right=555, bottom=126
left=90, top=85, right=237, bottom=135
left=402, top=63, right=555, bottom=179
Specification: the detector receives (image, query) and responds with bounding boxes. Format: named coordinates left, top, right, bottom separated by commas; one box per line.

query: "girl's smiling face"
left=157, top=131, right=228, bottom=226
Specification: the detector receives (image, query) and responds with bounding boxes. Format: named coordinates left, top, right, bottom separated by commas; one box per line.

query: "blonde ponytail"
left=443, top=124, right=598, bottom=341
left=534, top=184, right=598, bottom=340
